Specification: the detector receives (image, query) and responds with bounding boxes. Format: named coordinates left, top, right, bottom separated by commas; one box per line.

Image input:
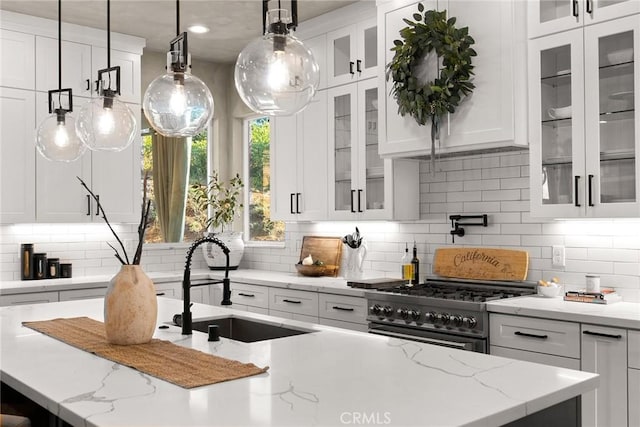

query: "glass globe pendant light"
left=143, top=0, right=213, bottom=137
left=234, top=0, right=319, bottom=116
left=76, top=0, right=136, bottom=151
left=35, top=0, right=86, bottom=162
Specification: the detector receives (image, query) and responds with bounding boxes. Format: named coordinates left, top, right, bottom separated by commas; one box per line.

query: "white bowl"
left=538, top=284, right=560, bottom=298
left=548, top=106, right=571, bottom=120
left=607, top=48, right=633, bottom=64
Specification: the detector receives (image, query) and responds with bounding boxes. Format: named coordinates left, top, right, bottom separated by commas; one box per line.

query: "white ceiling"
left=0, top=0, right=357, bottom=63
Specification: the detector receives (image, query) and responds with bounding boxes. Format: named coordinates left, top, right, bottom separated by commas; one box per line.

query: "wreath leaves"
left=386, top=5, right=476, bottom=127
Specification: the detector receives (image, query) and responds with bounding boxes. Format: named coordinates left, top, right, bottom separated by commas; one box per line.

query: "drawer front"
left=318, top=293, right=367, bottom=324
left=154, top=283, right=179, bottom=299
left=630, top=368, right=640, bottom=427
left=59, top=288, right=106, bottom=301
left=0, top=291, right=59, bottom=306
left=232, top=282, right=268, bottom=309
left=268, top=287, right=318, bottom=317
left=630, top=330, right=640, bottom=370
left=489, top=313, right=580, bottom=358
left=269, top=309, right=318, bottom=324
left=490, top=345, right=581, bottom=370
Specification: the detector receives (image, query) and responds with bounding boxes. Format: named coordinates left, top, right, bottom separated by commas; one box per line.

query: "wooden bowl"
left=295, top=264, right=337, bottom=277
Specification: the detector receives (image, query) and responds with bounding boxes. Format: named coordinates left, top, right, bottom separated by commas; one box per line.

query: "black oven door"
left=368, top=322, right=487, bottom=353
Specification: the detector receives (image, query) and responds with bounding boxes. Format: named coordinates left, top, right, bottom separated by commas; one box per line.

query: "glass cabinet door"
left=358, top=80, right=384, bottom=215
left=327, top=26, right=356, bottom=87
left=584, top=16, right=639, bottom=216
left=528, top=0, right=583, bottom=38
left=529, top=29, right=586, bottom=217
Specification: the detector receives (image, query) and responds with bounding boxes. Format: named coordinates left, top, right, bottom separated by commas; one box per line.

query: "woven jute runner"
left=22, top=317, right=269, bottom=389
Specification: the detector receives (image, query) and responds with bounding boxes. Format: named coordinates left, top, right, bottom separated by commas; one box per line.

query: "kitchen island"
left=1, top=298, right=597, bottom=427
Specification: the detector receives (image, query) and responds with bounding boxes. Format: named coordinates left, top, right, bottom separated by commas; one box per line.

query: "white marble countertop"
left=0, top=269, right=366, bottom=297
left=487, top=296, right=640, bottom=330
left=1, top=298, right=597, bottom=427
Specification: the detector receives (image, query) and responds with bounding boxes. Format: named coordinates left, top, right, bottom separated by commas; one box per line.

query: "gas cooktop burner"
left=381, top=282, right=534, bottom=302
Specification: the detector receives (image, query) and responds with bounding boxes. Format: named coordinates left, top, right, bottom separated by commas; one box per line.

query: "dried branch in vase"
left=77, top=174, right=152, bottom=265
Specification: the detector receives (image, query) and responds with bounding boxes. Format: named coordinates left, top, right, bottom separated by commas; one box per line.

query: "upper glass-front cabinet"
left=326, top=17, right=377, bottom=88
left=529, top=15, right=639, bottom=218
left=528, top=0, right=640, bottom=38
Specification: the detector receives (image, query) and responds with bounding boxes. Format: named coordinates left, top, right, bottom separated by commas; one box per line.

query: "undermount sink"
left=189, top=316, right=316, bottom=343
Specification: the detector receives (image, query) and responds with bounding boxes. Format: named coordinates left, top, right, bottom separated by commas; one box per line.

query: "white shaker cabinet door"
left=0, top=29, right=35, bottom=90
left=270, top=113, right=298, bottom=221
left=0, top=88, right=35, bottom=223
left=35, top=36, right=92, bottom=98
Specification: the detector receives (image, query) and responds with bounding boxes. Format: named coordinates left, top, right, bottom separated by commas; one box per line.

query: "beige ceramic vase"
left=104, top=265, right=158, bottom=345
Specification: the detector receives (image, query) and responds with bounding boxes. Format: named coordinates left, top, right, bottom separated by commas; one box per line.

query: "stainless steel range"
left=366, top=277, right=537, bottom=353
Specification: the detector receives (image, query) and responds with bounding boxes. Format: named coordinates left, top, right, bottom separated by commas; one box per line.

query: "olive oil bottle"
left=411, top=241, right=419, bottom=285
left=401, top=243, right=413, bottom=284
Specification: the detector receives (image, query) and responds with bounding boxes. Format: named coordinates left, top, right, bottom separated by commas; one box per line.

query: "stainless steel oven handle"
left=368, top=328, right=472, bottom=351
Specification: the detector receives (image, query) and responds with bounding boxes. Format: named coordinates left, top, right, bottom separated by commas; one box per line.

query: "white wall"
left=2, top=149, right=639, bottom=303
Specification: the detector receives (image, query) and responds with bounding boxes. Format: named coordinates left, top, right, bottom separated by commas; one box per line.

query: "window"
left=141, top=127, right=209, bottom=243
left=245, top=117, right=284, bottom=242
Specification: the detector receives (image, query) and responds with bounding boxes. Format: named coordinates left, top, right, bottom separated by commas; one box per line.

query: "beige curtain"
left=152, top=134, right=191, bottom=242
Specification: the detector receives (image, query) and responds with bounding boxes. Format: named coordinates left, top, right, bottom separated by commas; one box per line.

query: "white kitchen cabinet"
left=528, top=0, right=640, bottom=39
left=328, top=78, right=419, bottom=220
left=0, top=88, right=35, bottom=223
left=154, top=282, right=181, bottom=299
left=629, top=330, right=640, bottom=427
left=230, top=282, right=269, bottom=310
left=318, top=293, right=367, bottom=332
left=581, top=324, right=628, bottom=427
left=0, top=291, right=58, bottom=306
left=326, top=16, right=377, bottom=88
left=36, top=36, right=92, bottom=98
left=529, top=16, right=640, bottom=218
left=0, top=29, right=35, bottom=90
left=377, top=0, right=528, bottom=159
left=34, top=93, right=141, bottom=223
left=302, top=34, right=327, bottom=91
left=271, top=91, right=328, bottom=221
left=268, top=287, right=318, bottom=318
left=59, top=287, right=106, bottom=301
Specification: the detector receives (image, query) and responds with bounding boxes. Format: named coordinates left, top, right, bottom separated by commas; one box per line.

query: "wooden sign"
left=433, top=248, right=529, bottom=281
left=298, top=236, right=343, bottom=277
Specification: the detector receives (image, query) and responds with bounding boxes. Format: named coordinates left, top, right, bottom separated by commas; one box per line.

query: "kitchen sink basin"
left=189, top=316, right=316, bottom=343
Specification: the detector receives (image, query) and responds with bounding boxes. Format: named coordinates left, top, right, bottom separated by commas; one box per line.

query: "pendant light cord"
left=57, top=0, right=62, bottom=105
left=106, top=0, right=111, bottom=68
left=176, top=0, right=180, bottom=36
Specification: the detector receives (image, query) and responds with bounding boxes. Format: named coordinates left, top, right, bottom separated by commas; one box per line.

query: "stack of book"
left=563, top=288, right=622, bottom=304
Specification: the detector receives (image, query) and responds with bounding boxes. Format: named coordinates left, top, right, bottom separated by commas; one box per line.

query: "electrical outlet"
left=552, top=245, right=565, bottom=268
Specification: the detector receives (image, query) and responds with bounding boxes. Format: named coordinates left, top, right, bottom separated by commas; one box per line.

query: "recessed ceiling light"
left=188, top=25, right=209, bottom=34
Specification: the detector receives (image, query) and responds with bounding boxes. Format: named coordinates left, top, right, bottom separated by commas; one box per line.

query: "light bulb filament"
left=54, top=122, right=70, bottom=148
left=98, top=108, right=115, bottom=135
left=170, top=83, right=187, bottom=116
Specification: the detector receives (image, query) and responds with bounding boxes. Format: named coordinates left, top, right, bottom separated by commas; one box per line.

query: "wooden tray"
left=297, top=236, right=343, bottom=277
left=433, top=248, right=528, bottom=281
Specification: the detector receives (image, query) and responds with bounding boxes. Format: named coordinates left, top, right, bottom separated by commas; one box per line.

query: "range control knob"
left=397, top=308, right=409, bottom=319
left=370, top=305, right=382, bottom=316
left=452, top=315, right=464, bottom=327
left=409, top=310, right=421, bottom=321
left=463, top=316, right=477, bottom=329
left=383, top=306, right=394, bottom=317
left=425, top=311, right=437, bottom=323
left=437, top=312, right=451, bottom=325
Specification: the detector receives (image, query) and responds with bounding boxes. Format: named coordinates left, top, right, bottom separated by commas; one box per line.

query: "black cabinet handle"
left=94, top=79, right=100, bottom=93
left=95, top=194, right=100, bottom=215
left=283, top=299, right=301, bottom=304
left=296, top=193, right=301, bottom=214
left=332, top=306, right=354, bottom=312
left=588, top=174, right=594, bottom=207
left=156, top=292, right=166, bottom=296
left=357, top=189, right=363, bottom=212
left=290, top=193, right=295, bottom=214
left=586, top=0, right=593, bottom=14
left=356, top=59, right=362, bottom=73
left=583, top=330, right=622, bottom=339
left=238, top=292, right=255, bottom=298
left=514, top=331, right=548, bottom=339
left=574, top=176, right=581, bottom=207
left=572, top=0, right=579, bottom=17
left=86, top=79, right=91, bottom=91
left=350, top=189, right=356, bottom=213
left=349, top=61, right=355, bottom=75
left=86, top=195, right=91, bottom=215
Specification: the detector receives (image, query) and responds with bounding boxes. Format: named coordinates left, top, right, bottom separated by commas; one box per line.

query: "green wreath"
left=386, top=3, right=476, bottom=154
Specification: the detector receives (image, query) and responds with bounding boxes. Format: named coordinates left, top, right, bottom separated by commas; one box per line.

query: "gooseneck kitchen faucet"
left=181, top=236, right=232, bottom=335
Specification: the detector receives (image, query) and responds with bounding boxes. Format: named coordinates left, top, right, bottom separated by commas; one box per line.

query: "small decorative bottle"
left=411, top=241, right=420, bottom=285
left=401, top=243, right=413, bottom=285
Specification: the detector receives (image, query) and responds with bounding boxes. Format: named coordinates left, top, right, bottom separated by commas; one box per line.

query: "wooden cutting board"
left=298, top=236, right=343, bottom=277
left=433, top=248, right=529, bottom=281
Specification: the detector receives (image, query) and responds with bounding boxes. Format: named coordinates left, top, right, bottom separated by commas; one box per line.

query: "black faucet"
left=181, top=236, right=232, bottom=335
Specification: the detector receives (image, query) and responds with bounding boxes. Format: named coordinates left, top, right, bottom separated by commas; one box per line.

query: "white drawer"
left=154, top=283, right=180, bottom=299
left=630, top=368, right=640, bottom=427
left=490, top=345, right=580, bottom=370
left=489, top=313, right=580, bottom=359
left=318, top=293, right=367, bottom=324
left=231, top=282, right=268, bottom=309
left=629, top=330, right=640, bottom=369
left=268, top=287, right=318, bottom=317
left=0, top=291, right=59, bottom=306
left=59, top=288, right=106, bottom=301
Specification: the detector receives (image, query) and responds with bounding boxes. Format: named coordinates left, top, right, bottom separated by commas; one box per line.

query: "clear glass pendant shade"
left=234, top=10, right=319, bottom=116
left=76, top=94, right=137, bottom=151
left=143, top=52, right=214, bottom=137
left=36, top=112, right=86, bottom=162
